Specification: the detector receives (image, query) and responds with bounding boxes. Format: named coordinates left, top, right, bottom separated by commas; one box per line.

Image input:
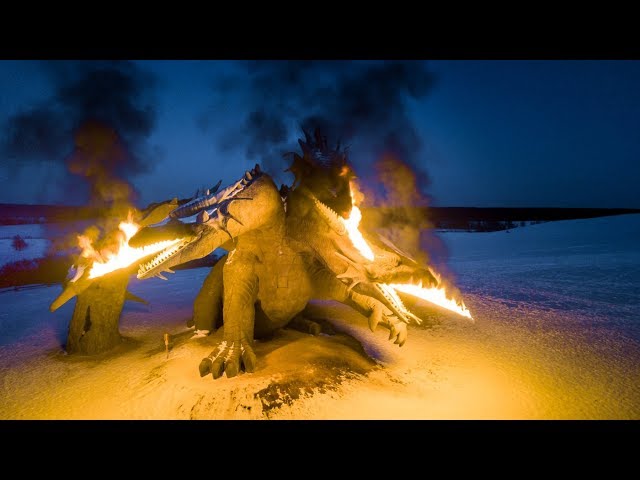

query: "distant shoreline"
left=2, top=203, right=639, bottom=232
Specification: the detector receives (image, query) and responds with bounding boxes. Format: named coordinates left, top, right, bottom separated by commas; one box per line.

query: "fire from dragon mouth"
left=342, top=182, right=473, bottom=320
left=77, top=213, right=184, bottom=279
left=137, top=238, right=192, bottom=278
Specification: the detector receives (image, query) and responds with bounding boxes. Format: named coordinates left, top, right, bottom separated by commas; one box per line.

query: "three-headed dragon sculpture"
left=51, top=130, right=472, bottom=379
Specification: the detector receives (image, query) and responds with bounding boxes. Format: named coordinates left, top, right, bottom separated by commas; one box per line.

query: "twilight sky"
left=1, top=60, right=639, bottom=208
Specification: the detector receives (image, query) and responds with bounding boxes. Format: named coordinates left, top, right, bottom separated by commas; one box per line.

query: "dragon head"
left=288, top=129, right=440, bottom=325
left=286, top=128, right=356, bottom=219
left=49, top=197, right=183, bottom=312
left=130, top=164, right=283, bottom=279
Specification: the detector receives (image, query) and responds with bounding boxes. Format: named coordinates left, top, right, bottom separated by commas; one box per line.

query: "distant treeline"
left=1, top=203, right=639, bottom=232
left=0, top=203, right=102, bottom=225
left=362, top=206, right=640, bottom=232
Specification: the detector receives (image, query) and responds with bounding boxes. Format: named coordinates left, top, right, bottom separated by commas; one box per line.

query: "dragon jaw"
left=298, top=187, right=429, bottom=325
left=136, top=237, right=195, bottom=279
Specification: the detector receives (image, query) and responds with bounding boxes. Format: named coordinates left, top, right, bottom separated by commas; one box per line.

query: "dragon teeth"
left=139, top=240, right=188, bottom=276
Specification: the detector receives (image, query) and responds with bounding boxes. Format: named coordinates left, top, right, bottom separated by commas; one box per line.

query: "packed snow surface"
left=0, top=215, right=638, bottom=419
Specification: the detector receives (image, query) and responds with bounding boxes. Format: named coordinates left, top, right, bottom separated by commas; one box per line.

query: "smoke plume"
left=1, top=61, right=157, bottom=206
left=357, top=156, right=444, bottom=264
left=204, top=60, right=444, bottom=264
left=205, top=61, right=434, bottom=185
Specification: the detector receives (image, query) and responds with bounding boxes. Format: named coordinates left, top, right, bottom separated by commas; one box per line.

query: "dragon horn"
left=210, top=180, right=222, bottom=195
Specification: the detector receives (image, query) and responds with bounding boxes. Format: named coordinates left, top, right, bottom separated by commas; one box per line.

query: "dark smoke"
left=67, top=121, right=137, bottom=214
left=2, top=61, right=157, bottom=205
left=360, top=156, right=445, bottom=265
left=205, top=60, right=443, bottom=263
left=204, top=61, right=435, bottom=187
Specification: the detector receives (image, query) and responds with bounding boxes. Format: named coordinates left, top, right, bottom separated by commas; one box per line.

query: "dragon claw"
left=201, top=338, right=256, bottom=380
left=211, top=357, right=226, bottom=379
left=368, top=307, right=382, bottom=332
left=369, top=303, right=408, bottom=347
left=389, top=321, right=407, bottom=347
left=241, top=345, right=257, bottom=372
left=223, top=355, right=240, bottom=378
left=199, top=357, right=212, bottom=377
left=388, top=327, right=397, bottom=342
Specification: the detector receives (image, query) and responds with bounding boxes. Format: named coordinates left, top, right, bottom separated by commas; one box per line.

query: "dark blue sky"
left=1, top=60, right=639, bottom=208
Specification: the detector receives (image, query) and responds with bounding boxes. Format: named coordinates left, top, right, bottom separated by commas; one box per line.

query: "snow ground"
left=445, top=214, right=640, bottom=342
left=0, top=224, right=50, bottom=265
left=0, top=222, right=91, bottom=267
left=0, top=215, right=638, bottom=419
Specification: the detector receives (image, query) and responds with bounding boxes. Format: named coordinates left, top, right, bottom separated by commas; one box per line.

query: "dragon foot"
left=287, top=315, right=338, bottom=336
left=198, top=337, right=257, bottom=379
left=287, top=316, right=322, bottom=336
left=368, top=303, right=407, bottom=347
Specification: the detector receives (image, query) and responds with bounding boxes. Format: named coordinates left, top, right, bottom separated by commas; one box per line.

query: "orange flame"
left=389, top=283, right=473, bottom=319
left=78, top=214, right=181, bottom=279
left=342, top=182, right=473, bottom=320
left=343, top=203, right=374, bottom=261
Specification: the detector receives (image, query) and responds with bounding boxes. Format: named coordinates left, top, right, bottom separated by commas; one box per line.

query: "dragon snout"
left=368, top=265, right=438, bottom=289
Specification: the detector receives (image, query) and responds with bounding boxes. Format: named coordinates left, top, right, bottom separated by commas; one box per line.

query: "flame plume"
left=77, top=213, right=181, bottom=279
left=342, top=182, right=473, bottom=320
